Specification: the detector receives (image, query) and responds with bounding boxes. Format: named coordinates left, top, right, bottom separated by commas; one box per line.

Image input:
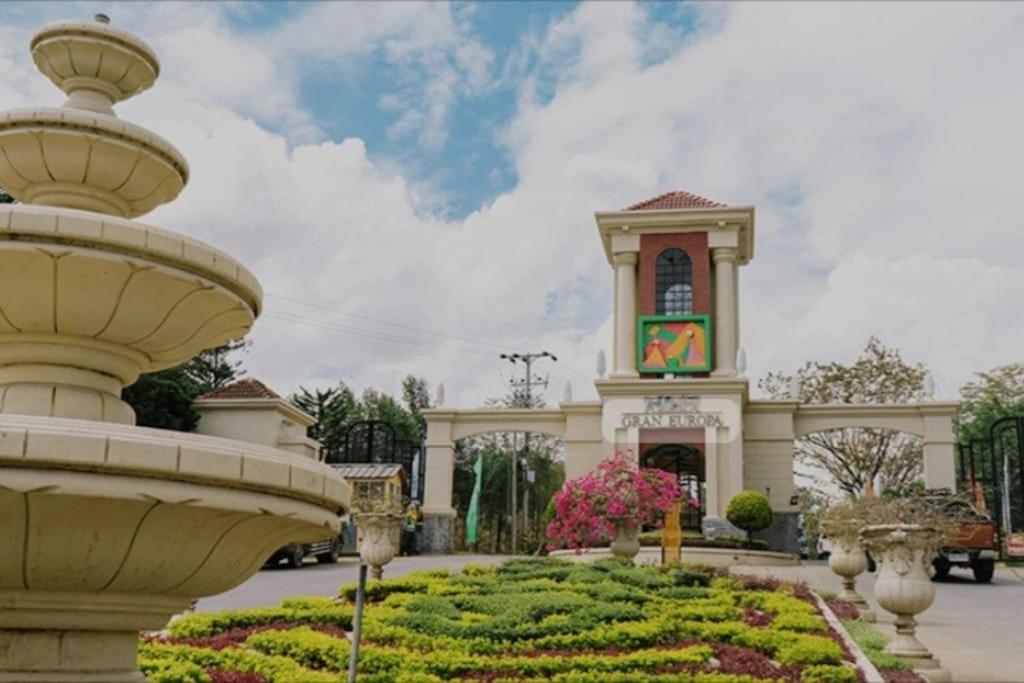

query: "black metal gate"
left=957, top=416, right=1024, bottom=538
left=641, top=444, right=704, bottom=531
left=323, top=420, right=426, bottom=502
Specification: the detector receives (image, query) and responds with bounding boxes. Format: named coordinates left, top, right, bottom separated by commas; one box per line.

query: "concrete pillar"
left=920, top=406, right=958, bottom=491
left=704, top=436, right=719, bottom=517
left=422, top=413, right=457, bottom=553
left=711, top=247, right=738, bottom=377
left=611, top=251, right=639, bottom=378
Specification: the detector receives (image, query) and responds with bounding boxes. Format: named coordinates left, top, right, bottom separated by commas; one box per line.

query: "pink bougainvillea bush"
left=546, top=450, right=682, bottom=551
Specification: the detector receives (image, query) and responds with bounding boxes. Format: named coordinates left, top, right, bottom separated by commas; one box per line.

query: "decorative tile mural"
left=637, top=315, right=712, bottom=373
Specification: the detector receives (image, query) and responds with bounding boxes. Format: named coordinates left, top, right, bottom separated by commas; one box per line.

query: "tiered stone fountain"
left=0, top=17, right=350, bottom=681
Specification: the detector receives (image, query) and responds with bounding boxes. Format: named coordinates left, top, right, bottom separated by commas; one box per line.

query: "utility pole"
left=500, top=351, right=557, bottom=554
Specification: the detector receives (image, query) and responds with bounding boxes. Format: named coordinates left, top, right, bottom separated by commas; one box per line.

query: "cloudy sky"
left=2, top=2, right=1022, bottom=407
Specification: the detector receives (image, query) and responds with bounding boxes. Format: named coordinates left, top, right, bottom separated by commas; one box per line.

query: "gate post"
left=422, top=411, right=457, bottom=553
left=921, top=405, right=957, bottom=491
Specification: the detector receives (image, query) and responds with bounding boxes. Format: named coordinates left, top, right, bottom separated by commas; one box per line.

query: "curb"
left=813, top=592, right=885, bottom=683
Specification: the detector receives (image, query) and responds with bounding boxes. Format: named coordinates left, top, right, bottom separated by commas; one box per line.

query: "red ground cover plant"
left=711, top=643, right=802, bottom=682
left=879, top=669, right=926, bottom=683
left=146, top=622, right=348, bottom=650
left=825, top=596, right=861, bottom=621
left=207, top=670, right=267, bottom=683
left=742, top=607, right=775, bottom=627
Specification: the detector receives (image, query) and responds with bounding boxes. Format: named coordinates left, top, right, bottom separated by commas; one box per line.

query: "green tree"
left=291, top=382, right=357, bottom=451
left=760, top=337, right=928, bottom=497
left=956, top=364, right=1024, bottom=529
left=726, top=490, right=774, bottom=545
left=0, top=187, right=13, bottom=204
left=402, top=375, right=431, bottom=437
left=184, top=339, right=250, bottom=393
left=123, top=340, right=250, bottom=431
left=123, top=366, right=201, bottom=431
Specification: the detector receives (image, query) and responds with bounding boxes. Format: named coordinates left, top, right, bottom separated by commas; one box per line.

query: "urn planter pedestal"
left=609, top=518, right=640, bottom=561
left=355, top=513, right=403, bottom=579
left=860, top=524, right=951, bottom=683
left=827, top=538, right=875, bottom=622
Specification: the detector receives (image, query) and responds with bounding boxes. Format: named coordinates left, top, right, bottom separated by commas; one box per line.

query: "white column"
left=921, top=407, right=958, bottom=491
left=704, top=435, right=719, bottom=517
left=711, top=247, right=738, bottom=377
left=611, top=251, right=639, bottom=378
left=422, top=444, right=456, bottom=515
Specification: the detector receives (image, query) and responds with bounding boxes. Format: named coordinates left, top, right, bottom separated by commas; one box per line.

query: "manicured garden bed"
left=142, top=558, right=869, bottom=682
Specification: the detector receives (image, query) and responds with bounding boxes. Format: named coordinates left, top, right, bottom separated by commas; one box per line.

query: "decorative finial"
left=434, top=382, right=445, bottom=408
left=596, top=349, right=606, bottom=379
left=736, top=347, right=747, bottom=376
left=94, top=13, right=110, bottom=24
left=563, top=381, right=573, bottom=403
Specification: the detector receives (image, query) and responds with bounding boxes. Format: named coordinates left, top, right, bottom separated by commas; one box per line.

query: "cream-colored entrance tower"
left=0, top=18, right=350, bottom=681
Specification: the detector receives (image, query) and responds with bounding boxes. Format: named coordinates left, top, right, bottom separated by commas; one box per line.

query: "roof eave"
left=594, top=205, right=756, bottom=265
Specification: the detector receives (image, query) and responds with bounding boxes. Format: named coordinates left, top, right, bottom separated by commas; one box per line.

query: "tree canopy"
left=760, top=337, right=928, bottom=497
left=124, top=341, right=250, bottom=430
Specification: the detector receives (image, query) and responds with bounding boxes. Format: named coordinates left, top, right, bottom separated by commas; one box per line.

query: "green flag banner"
left=466, top=454, right=483, bottom=544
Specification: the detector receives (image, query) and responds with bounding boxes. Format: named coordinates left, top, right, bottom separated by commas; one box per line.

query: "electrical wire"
left=261, top=310, right=499, bottom=357
left=266, top=292, right=514, bottom=352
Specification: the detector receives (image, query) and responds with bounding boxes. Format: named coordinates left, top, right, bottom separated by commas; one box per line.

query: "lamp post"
left=347, top=510, right=402, bottom=683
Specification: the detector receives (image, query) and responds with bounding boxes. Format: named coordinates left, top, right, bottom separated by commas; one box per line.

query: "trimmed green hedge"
left=146, top=558, right=863, bottom=681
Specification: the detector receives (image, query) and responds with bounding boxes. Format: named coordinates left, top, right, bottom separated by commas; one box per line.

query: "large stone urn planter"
left=860, top=524, right=950, bottom=683
left=827, top=537, right=875, bottom=622
left=609, top=518, right=641, bottom=561
left=355, top=512, right=403, bottom=579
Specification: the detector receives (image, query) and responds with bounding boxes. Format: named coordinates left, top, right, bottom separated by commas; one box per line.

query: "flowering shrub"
left=546, top=451, right=681, bottom=551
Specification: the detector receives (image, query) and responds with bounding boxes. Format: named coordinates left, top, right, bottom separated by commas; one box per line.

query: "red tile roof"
left=198, top=378, right=281, bottom=401
left=625, top=190, right=726, bottom=211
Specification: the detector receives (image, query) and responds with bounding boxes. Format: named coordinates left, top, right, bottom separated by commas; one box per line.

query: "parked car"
left=264, top=534, right=342, bottom=569
left=927, top=495, right=998, bottom=583
left=864, top=493, right=998, bottom=583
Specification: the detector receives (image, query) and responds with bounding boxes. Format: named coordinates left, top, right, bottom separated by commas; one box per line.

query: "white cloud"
left=1, top=2, right=1023, bottom=411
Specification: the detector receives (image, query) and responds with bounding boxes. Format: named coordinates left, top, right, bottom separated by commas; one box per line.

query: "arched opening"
left=641, top=443, right=705, bottom=531
left=452, top=430, right=566, bottom=554
left=656, top=248, right=693, bottom=315
left=793, top=426, right=926, bottom=559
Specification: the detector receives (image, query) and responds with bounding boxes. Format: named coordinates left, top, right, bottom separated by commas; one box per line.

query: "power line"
left=265, top=292, right=514, bottom=352
left=261, top=310, right=499, bottom=357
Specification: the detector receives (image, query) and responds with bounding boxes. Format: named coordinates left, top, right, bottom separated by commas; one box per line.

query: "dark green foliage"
left=726, top=491, right=774, bottom=542
left=122, top=366, right=201, bottom=431
left=123, top=341, right=249, bottom=431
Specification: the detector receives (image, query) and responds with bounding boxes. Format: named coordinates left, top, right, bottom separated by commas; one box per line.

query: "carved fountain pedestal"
left=0, top=18, right=350, bottom=681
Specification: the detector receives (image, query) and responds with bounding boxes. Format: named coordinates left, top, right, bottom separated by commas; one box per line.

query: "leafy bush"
left=138, top=656, right=210, bottom=683
left=726, top=491, right=774, bottom=542
left=776, top=635, right=845, bottom=665
left=801, top=664, right=859, bottom=683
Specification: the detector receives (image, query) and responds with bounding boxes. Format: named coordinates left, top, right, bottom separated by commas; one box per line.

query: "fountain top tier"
left=0, top=16, right=187, bottom=218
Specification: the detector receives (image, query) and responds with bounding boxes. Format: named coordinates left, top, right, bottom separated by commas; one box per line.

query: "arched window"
left=656, top=248, right=693, bottom=315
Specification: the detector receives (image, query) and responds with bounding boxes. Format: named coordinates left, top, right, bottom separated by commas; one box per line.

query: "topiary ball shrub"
left=726, top=490, right=774, bottom=545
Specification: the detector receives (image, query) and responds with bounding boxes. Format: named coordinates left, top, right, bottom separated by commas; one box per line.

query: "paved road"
left=199, top=556, right=1024, bottom=682
left=196, top=554, right=511, bottom=612
left=731, top=561, right=1024, bottom=683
